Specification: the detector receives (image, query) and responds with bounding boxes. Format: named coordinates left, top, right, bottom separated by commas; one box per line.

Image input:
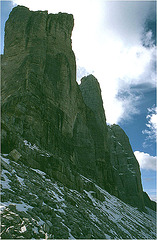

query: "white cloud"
left=11, top=0, right=156, bottom=124
left=142, top=106, right=157, bottom=147
left=134, top=151, right=156, bottom=171
left=101, top=1, right=154, bottom=46
left=144, top=30, right=154, bottom=47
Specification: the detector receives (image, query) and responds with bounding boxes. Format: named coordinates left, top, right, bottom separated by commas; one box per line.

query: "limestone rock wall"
left=108, top=125, right=145, bottom=210
left=1, top=5, right=115, bottom=194
left=2, top=5, right=81, bottom=189
left=78, top=75, right=115, bottom=192
left=1, top=6, right=145, bottom=210
left=2, top=5, right=77, bottom=153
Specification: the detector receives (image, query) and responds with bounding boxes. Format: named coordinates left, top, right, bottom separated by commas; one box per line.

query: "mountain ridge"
left=1, top=5, right=156, bottom=239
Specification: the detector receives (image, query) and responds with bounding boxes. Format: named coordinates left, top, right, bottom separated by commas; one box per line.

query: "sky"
left=1, top=0, right=156, bottom=202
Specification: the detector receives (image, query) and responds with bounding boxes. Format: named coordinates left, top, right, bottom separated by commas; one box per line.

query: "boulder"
left=9, top=149, right=22, bottom=161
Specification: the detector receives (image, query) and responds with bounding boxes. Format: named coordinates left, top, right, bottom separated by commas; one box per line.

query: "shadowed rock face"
left=1, top=5, right=115, bottom=196
left=143, top=192, right=156, bottom=211
left=107, top=124, right=145, bottom=210
left=2, top=6, right=146, bottom=211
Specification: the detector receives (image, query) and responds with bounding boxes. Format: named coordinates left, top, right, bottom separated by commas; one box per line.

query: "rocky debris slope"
left=1, top=154, right=156, bottom=239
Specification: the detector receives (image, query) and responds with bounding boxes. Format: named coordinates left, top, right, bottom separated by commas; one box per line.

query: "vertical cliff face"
left=1, top=5, right=115, bottom=194
left=2, top=6, right=145, bottom=210
left=78, top=75, right=114, bottom=193
left=79, top=75, right=108, bottom=145
left=2, top=6, right=78, bottom=157
left=108, top=125, right=145, bottom=209
left=2, top=5, right=80, bottom=191
left=2, top=5, right=76, bottom=139
left=79, top=76, right=145, bottom=210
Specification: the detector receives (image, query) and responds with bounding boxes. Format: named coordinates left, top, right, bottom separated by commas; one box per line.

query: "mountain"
left=1, top=5, right=156, bottom=239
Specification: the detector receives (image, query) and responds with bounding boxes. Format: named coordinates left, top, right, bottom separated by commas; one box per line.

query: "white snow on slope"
left=1, top=154, right=156, bottom=239
left=2, top=201, right=33, bottom=212
left=1, top=169, right=12, bottom=190
left=30, top=167, right=46, bottom=177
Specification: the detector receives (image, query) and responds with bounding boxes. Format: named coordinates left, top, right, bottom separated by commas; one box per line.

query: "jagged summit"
left=81, top=74, right=99, bottom=84
left=1, top=6, right=156, bottom=239
left=4, top=5, right=74, bottom=56
left=80, top=74, right=107, bottom=129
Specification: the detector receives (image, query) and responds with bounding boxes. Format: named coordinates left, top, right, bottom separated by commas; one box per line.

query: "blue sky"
left=1, top=0, right=156, bottom=202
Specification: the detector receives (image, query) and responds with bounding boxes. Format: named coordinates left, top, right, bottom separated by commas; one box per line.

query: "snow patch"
left=145, top=207, right=156, bottom=219
left=24, top=140, right=40, bottom=151
left=111, top=135, right=116, bottom=139
left=84, top=190, right=97, bottom=206
left=32, top=226, right=39, bottom=234
left=105, top=233, right=112, bottom=239
left=69, top=232, right=75, bottom=239
left=38, top=218, right=45, bottom=226
left=20, top=225, right=27, bottom=233
left=61, top=222, right=75, bottom=239
left=0, top=203, right=7, bottom=213
left=80, top=174, right=92, bottom=183
left=24, top=140, right=51, bottom=157
left=16, top=175, right=25, bottom=186
left=53, top=183, right=64, bottom=195
left=61, top=203, right=67, bottom=208
left=113, top=166, right=117, bottom=171
left=15, top=202, right=33, bottom=212
left=88, top=211, right=100, bottom=223
left=31, top=168, right=46, bottom=177
left=48, top=189, right=64, bottom=202
left=1, top=155, right=10, bottom=164
left=57, top=208, right=66, bottom=214
left=1, top=169, right=11, bottom=190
